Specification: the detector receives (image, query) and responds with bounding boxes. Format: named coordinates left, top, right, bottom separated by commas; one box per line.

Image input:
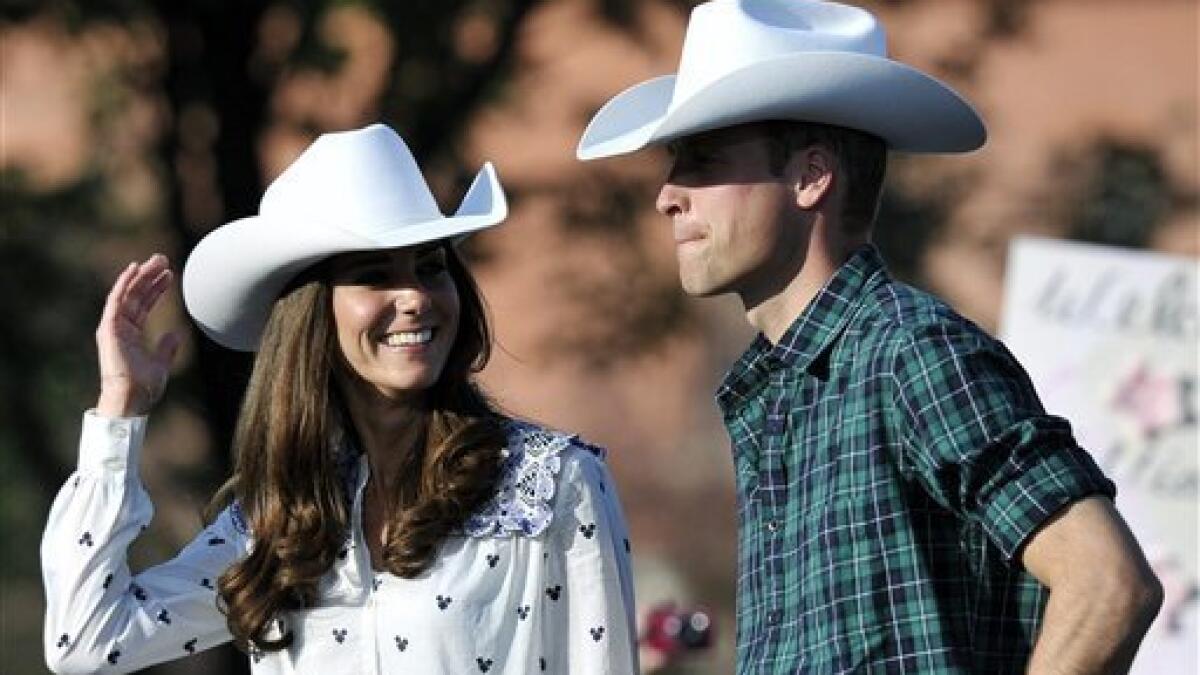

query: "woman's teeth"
left=382, top=328, right=433, bottom=347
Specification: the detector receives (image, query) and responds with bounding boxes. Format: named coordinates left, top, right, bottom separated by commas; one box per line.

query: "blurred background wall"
left=1, top=0, right=1195, bottom=672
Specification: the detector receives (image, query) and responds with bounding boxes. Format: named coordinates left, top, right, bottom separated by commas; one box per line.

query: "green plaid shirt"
left=717, top=246, right=1114, bottom=674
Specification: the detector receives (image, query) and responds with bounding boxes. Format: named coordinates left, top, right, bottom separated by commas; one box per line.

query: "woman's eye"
left=350, top=269, right=388, bottom=285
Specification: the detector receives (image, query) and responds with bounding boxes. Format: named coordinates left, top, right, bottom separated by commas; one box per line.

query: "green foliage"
left=0, top=168, right=113, bottom=581
left=1061, top=138, right=1180, bottom=250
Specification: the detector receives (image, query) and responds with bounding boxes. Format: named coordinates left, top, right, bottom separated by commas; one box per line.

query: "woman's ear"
left=788, top=144, right=836, bottom=210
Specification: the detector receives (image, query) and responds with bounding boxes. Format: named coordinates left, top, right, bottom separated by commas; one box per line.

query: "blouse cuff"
left=78, top=409, right=147, bottom=474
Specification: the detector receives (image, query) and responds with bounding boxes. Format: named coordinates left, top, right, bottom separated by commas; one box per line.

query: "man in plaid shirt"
left=579, top=0, right=1162, bottom=672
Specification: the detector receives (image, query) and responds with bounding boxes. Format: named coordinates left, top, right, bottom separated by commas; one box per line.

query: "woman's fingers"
left=100, top=262, right=138, bottom=329
left=118, top=255, right=172, bottom=329
left=132, top=267, right=174, bottom=327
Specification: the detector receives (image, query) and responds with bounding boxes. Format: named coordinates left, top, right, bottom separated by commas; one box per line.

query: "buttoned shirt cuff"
left=78, top=409, right=147, bottom=473
left=980, top=436, right=1115, bottom=563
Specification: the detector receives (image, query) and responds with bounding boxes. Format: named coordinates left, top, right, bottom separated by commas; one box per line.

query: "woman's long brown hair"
left=206, top=244, right=506, bottom=652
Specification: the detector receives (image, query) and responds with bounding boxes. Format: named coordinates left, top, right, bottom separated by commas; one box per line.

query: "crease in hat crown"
left=670, top=0, right=885, bottom=106
left=576, top=0, right=986, bottom=160
left=182, top=123, right=507, bottom=352
left=260, top=124, right=446, bottom=241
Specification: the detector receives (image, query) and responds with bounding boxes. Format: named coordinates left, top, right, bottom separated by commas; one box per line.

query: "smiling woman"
left=329, top=245, right=463, bottom=399
left=39, top=124, right=639, bottom=675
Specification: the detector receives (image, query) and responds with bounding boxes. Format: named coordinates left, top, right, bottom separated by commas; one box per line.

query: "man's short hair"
left=761, top=120, right=887, bottom=235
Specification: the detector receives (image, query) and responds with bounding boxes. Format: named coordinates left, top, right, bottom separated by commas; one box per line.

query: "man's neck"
left=744, top=226, right=866, bottom=344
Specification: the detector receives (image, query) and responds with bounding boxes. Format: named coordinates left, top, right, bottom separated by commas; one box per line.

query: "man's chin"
left=679, top=275, right=729, bottom=298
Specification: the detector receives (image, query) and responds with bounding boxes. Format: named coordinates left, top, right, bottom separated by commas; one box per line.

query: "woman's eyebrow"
left=337, top=253, right=388, bottom=270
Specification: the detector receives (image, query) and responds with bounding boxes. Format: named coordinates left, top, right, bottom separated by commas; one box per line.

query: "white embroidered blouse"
left=42, top=411, right=639, bottom=674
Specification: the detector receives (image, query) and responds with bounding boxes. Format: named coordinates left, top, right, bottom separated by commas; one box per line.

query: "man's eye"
left=680, top=150, right=717, bottom=169
left=417, top=258, right=448, bottom=277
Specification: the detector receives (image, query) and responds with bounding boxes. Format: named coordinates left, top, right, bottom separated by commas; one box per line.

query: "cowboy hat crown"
left=577, top=0, right=986, bottom=160
left=182, top=123, right=507, bottom=352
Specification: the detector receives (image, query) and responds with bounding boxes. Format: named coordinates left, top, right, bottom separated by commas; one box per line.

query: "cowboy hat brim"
left=182, top=162, right=506, bottom=352
left=577, top=51, right=986, bottom=160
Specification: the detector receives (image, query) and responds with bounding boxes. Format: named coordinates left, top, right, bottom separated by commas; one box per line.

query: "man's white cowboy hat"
left=577, top=0, right=986, bottom=160
left=182, top=123, right=507, bottom=352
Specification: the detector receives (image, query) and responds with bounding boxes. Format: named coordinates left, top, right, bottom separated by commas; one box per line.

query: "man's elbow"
left=1128, top=565, right=1164, bottom=628
left=1102, top=557, right=1163, bottom=633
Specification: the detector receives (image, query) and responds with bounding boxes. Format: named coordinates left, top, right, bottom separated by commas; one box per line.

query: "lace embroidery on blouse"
left=462, top=420, right=598, bottom=538
left=231, top=422, right=602, bottom=540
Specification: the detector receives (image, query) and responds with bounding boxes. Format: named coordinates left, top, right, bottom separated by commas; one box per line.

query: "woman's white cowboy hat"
left=182, top=123, right=507, bottom=352
left=577, top=0, right=986, bottom=160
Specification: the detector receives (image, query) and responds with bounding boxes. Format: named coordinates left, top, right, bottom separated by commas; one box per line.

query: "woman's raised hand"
left=95, top=254, right=183, bottom=418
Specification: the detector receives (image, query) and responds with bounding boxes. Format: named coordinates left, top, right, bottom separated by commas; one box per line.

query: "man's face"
left=655, top=124, right=809, bottom=303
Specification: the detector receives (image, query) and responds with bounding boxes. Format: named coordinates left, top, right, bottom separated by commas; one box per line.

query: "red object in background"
left=640, top=602, right=714, bottom=658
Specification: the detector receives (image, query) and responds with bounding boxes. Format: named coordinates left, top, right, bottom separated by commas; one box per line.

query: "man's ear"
left=787, top=145, right=836, bottom=210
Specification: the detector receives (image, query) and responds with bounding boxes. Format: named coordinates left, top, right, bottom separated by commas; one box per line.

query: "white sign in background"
left=1000, top=236, right=1198, bottom=672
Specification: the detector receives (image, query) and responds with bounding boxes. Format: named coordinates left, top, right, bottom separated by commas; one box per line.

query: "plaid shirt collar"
left=717, top=245, right=889, bottom=414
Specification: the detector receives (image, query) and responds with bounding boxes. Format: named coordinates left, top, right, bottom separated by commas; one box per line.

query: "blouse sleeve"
left=41, top=411, right=243, bottom=674
left=545, top=444, right=639, bottom=675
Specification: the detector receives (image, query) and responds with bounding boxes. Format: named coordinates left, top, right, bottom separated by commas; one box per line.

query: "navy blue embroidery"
left=200, top=577, right=213, bottom=589
left=229, top=500, right=250, bottom=535
left=476, top=657, right=494, bottom=672
left=102, top=573, right=113, bottom=590
left=436, top=595, right=453, bottom=610
left=579, top=523, right=596, bottom=539
left=540, top=656, right=547, bottom=671
left=157, top=609, right=171, bottom=624
left=372, top=576, right=383, bottom=592
left=130, top=583, right=147, bottom=602
left=184, top=638, right=197, bottom=654
left=78, top=532, right=93, bottom=547
left=106, top=649, right=121, bottom=664
left=486, top=554, right=500, bottom=568
left=516, top=605, right=530, bottom=620
left=206, top=536, right=225, bottom=546
left=395, top=636, right=408, bottom=652
left=590, top=626, right=606, bottom=641
left=56, top=634, right=69, bottom=649
left=332, top=628, right=348, bottom=644
left=545, top=585, right=561, bottom=601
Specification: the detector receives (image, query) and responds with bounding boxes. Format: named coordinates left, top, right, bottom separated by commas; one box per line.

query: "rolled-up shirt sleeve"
left=887, top=322, right=1115, bottom=561
left=42, top=411, right=242, bottom=674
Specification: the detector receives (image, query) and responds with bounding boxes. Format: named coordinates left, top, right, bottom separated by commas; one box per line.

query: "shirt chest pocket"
left=784, top=431, right=889, bottom=522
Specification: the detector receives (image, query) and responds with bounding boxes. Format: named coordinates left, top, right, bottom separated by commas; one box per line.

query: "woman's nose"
left=392, top=285, right=432, bottom=316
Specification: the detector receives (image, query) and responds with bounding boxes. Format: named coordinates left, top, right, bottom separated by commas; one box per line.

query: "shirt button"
left=766, top=610, right=781, bottom=625
left=766, top=519, right=780, bottom=533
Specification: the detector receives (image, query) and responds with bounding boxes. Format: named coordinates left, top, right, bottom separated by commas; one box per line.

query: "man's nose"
left=656, top=182, right=687, bottom=218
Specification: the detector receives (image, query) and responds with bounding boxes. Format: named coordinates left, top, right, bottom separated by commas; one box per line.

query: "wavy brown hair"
left=206, top=243, right=506, bottom=652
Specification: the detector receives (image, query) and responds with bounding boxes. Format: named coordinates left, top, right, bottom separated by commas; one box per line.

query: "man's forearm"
left=1026, top=568, right=1162, bottom=674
